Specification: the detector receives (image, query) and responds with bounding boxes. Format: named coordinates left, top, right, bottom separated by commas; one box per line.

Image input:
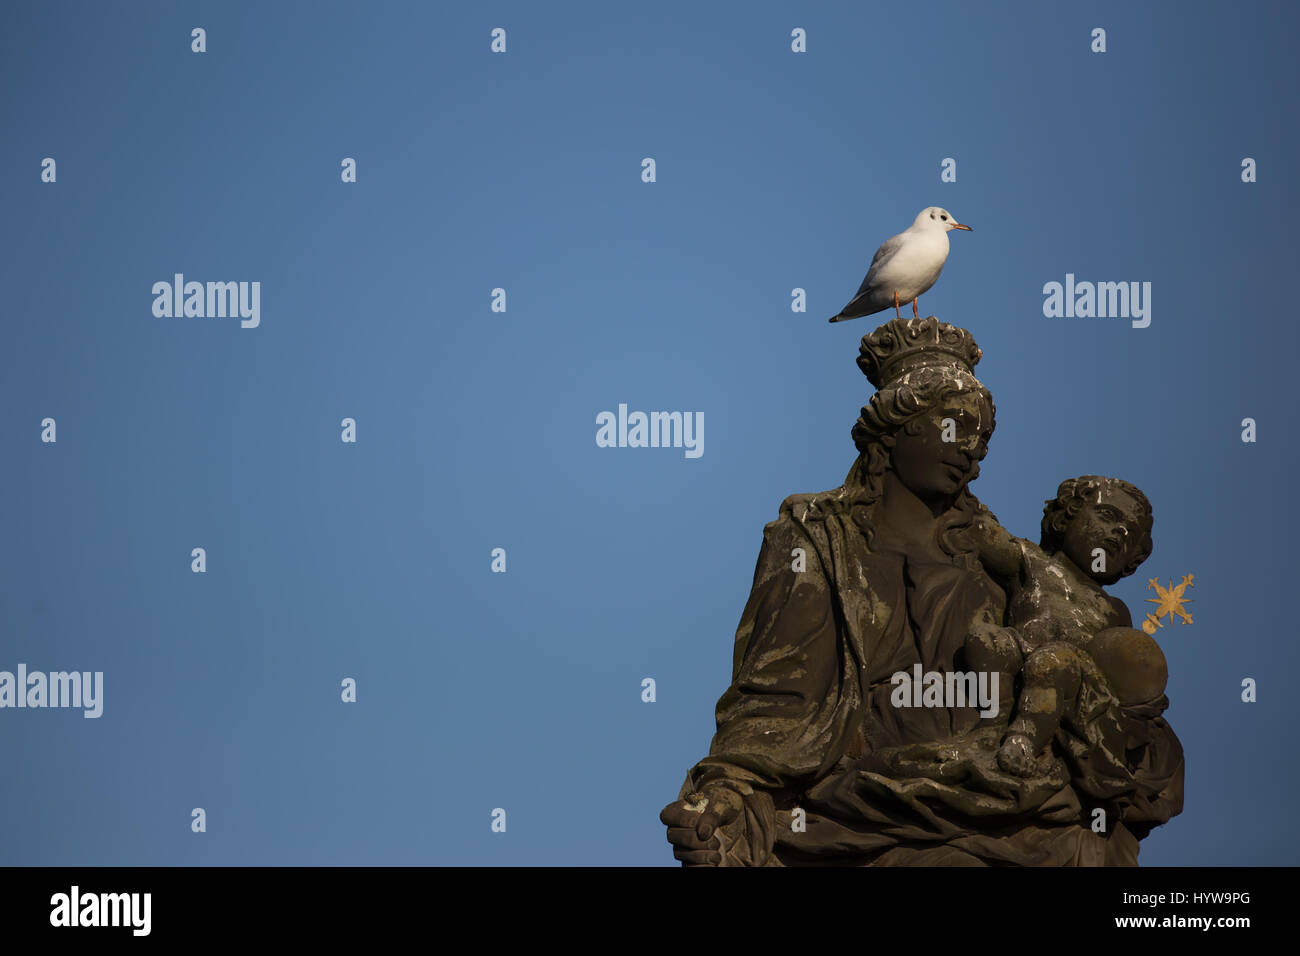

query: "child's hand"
left=964, top=621, right=1023, bottom=673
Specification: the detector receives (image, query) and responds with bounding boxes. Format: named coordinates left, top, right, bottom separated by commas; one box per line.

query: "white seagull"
left=829, top=206, right=973, bottom=323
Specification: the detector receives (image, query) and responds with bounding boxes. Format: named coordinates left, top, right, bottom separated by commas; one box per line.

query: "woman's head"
left=849, top=366, right=995, bottom=505
left=842, top=366, right=995, bottom=557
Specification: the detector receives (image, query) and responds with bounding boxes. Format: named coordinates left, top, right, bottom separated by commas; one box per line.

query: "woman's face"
left=890, top=389, right=992, bottom=506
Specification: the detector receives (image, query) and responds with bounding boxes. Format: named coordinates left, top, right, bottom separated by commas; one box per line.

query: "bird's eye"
left=941, top=214, right=948, bottom=221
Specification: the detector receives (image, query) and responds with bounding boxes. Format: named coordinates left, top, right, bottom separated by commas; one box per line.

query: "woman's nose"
left=960, top=434, right=985, bottom=458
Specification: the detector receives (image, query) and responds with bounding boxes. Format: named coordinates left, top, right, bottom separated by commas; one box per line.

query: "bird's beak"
left=952, top=222, right=972, bottom=231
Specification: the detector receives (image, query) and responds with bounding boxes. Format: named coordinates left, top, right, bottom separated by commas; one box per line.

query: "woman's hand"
left=659, top=788, right=744, bottom=866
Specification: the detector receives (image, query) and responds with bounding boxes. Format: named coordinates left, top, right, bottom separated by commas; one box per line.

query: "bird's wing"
left=854, top=233, right=907, bottom=295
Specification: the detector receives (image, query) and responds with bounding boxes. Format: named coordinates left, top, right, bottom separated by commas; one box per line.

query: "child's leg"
left=962, top=622, right=1022, bottom=723
left=998, top=643, right=1083, bottom=775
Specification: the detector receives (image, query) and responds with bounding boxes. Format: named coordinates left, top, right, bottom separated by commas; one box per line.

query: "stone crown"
left=857, top=316, right=983, bottom=388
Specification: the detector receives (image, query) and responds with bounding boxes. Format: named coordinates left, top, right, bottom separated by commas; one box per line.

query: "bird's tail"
left=828, top=313, right=853, bottom=323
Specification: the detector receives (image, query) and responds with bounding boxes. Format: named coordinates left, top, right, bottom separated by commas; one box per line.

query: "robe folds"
left=678, top=488, right=1184, bottom=866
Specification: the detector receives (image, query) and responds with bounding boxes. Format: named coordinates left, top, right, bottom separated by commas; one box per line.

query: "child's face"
left=1060, top=487, right=1146, bottom=585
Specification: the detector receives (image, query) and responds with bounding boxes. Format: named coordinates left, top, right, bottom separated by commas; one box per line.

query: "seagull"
left=828, top=206, right=973, bottom=323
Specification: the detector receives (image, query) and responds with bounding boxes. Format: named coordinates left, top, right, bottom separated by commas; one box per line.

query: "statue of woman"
left=660, top=318, right=1183, bottom=866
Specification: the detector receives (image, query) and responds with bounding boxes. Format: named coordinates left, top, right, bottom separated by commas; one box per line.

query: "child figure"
left=971, top=476, right=1169, bottom=777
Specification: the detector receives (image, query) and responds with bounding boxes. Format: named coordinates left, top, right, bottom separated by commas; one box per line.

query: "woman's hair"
left=840, top=366, right=995, bottom=562
left=1040, top=476, right=1154, bottom=577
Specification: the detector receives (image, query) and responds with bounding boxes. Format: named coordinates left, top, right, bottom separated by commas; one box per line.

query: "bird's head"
left=916, top=206, right=972, bottom=232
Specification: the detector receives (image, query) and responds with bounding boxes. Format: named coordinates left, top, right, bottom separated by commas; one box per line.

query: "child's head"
left=1040, top=476, right=1153, bottom=585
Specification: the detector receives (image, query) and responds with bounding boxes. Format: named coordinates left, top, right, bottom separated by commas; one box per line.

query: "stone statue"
left=661, top=317, right=1184, bottom=866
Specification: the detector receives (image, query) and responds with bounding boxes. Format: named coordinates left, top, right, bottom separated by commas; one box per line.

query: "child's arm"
left=969, top=506, right=1023, bottom=585
left=1107, top=595, right=1134, bottom=629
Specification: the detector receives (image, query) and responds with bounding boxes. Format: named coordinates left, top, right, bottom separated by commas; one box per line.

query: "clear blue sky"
left=1, top=0, right=1297, bottom=865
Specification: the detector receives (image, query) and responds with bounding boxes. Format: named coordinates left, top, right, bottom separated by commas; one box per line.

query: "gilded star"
left=1142, top=574, right=1195, bottom=634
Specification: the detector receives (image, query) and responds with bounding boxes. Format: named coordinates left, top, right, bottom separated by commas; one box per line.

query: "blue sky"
left=1, top=0, right=1297, bottom=865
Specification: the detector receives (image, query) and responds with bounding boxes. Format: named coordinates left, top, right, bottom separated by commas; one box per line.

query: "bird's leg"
left=893, top=291, right=901, bottom=319
left=912, top=296, right=920, bottom=318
